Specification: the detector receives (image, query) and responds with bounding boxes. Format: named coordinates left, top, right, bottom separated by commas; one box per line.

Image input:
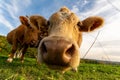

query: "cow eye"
left=27, top=24, right=33, bottom=29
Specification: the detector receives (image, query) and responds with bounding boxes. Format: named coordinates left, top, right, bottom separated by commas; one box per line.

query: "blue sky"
left=0, top=0, right=120, bottom=62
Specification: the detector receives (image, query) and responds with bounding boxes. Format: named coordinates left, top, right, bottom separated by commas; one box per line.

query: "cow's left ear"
left=77, top=16, right=104, bottom=32
left=19, top=16, right=30, bottom=27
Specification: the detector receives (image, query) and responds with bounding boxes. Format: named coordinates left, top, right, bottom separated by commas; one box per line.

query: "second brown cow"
left=37, top=7, right=104, bottom=73
left=7, top=15, right=48, bottom=63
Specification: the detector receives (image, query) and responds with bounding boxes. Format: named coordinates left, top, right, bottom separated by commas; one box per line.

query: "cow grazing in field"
left=37, top=7, right=104, bottom=73
left=7, top=15, right=48, bottom=63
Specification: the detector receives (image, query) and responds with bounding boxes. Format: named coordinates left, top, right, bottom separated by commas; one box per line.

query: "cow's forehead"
left=49, top=9, right=79, bottom=24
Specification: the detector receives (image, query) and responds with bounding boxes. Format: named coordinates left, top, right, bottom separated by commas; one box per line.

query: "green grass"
left=0, top=35, right=120, bottom=80
left=0, top=54, right=120, bottom=80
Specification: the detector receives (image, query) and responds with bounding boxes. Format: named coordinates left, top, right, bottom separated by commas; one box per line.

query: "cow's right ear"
left=19, top=16, right=30, bottom=26
left=77, top=16, right=104, bottom=32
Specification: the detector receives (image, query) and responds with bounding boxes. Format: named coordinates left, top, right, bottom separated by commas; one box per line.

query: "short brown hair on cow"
left=37, top=6, right=104, bottom=73
left=7, top=15, right=48, bottom=63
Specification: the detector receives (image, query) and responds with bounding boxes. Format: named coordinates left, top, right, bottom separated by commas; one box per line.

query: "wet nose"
left=40, top=38, right=76, bottom=66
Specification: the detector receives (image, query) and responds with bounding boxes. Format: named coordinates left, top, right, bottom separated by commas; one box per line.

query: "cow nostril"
left=65, top=44, right=75, bottom=58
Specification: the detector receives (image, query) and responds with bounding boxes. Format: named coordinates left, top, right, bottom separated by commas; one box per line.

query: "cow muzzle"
left=39, top=36, right=77, bottom=66
left=30, top=40, right=39, bottom=47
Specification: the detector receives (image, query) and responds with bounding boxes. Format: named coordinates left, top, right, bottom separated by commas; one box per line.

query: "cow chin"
left=48, top=63, right=79, bottom=73
left=37, top=36, right=80, bottom=73
left=38, top=55, right=80, bottom=73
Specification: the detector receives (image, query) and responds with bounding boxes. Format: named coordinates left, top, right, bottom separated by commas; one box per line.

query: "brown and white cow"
left=7, top=15, right=48, bottom=63
left=37, top=7, right=104, bottom=73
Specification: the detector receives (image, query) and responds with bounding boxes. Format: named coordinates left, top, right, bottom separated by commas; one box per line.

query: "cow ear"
left=19, top=16, right=30, bottom=27
left=77, top=16, right=104, bottom=32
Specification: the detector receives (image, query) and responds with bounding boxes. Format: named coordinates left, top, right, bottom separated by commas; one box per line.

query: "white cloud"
left=0, top=0, right=32, bottom=33
left=0, top=15, right=14, bottom=30
left=0, top=1, right=18, bottom=19
left=71, top=5, right=79, bottom=14
left=108, top=0, right=120, bottom=11
left=71, top=0, right=119, bottom=21
left=71, top=0, right=91, bottom=19
left=0, top=0, right=32, bottom=20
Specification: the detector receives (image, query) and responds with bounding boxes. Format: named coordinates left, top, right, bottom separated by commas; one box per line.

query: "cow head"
left=19, top=16, right=47, bottom=47
left=37, top=7, right=104, bottom=73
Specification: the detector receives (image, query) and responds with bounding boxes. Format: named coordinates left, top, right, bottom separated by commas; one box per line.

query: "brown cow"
left=37, top=7, right=104, bottom=73
left=7, top=15, right=47, bottom=63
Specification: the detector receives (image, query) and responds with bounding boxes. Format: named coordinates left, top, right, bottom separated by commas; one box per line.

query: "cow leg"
left=20, top=45, right=28, bottom=63
left=17, top=49, right=23, bottom=58
left=7, top=43, right=18, bottom=62
left=15, top=46, right=23, bottom=58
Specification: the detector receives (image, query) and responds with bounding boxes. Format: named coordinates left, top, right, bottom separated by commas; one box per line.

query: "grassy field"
left=0, top=55, right=120, bottom=80
left=0, top=35, right=120, bottom=80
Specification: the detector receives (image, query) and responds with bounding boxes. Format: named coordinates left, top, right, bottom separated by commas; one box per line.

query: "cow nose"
left=30, top=40, right=38, bottom=47
left=31, top=40, right=36, bottom=44
left=40, top=39, right=75, bottom=65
